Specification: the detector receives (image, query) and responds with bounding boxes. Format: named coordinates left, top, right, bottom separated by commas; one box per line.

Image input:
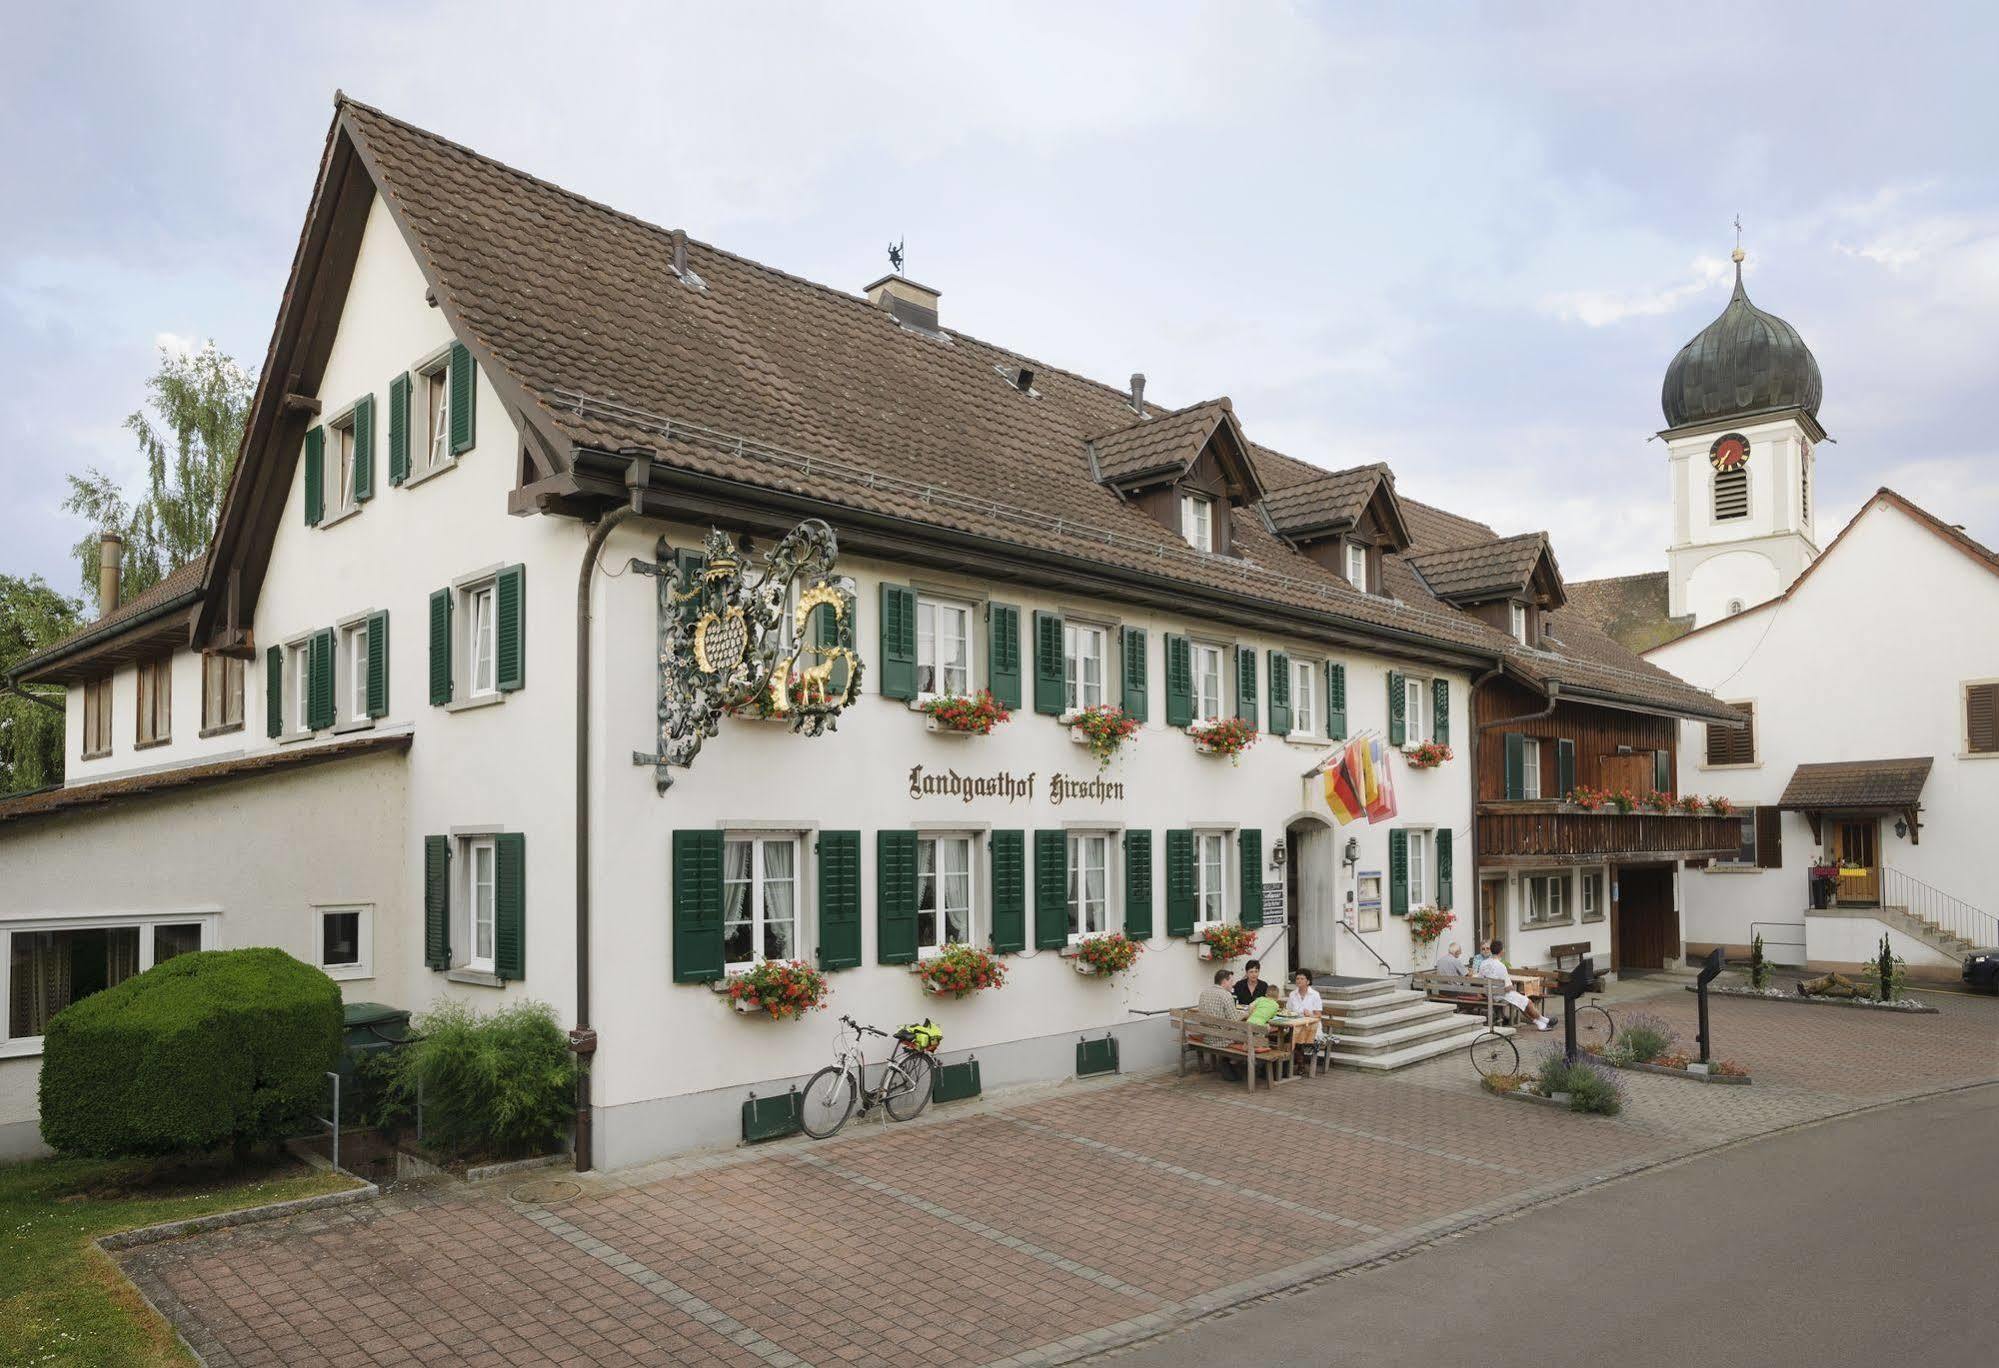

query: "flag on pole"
left=1323, top=745, right=1363, bottom=824
left=1366, top=735, right=1399, bottom=822
left=1355, top=735, right=1380, bottom=814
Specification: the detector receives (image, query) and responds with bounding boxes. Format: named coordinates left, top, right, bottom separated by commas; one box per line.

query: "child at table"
left=1244, top=981, right=1284, bottom=1027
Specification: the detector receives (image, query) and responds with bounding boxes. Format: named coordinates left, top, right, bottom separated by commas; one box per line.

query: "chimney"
left=669, top=228, right=688, bottom=277
left=864, top=274, right=942, bottom=333
left=97, top=530, right=123, bottom=616
left=1129, top=372, right=1147, bottom=415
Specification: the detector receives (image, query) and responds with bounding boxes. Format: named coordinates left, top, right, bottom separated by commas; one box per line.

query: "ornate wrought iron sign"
left=631, top=519, right=862, bottom=792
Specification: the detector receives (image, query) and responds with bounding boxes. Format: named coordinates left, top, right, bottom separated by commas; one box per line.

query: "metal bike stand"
left=1695, top=946, right=1725, bottom=1065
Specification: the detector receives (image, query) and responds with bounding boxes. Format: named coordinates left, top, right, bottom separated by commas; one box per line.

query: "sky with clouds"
left=5, top=1, right=1997, bottom=600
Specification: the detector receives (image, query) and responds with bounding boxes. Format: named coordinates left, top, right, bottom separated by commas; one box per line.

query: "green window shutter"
left=1436, top=829, right=1454, bottom=911
left=303, top=425, right=324, bottom=526
left=428, top=587, right=453, bottom=705
left=1235, top=647, right=1258, bottom=726
left=817, top=831, right=861, bottom=970
left=307, top=628, right=335, bottom=730
left=987, top=603, right=1021, bottom=710
left=990, top=830, right=1026, bottom=952
left=1326, top=661, right=1348, bottom=739
left=878, top=584, right=917, bottom=700
left=1124, top=830, right=1153, bottom=939
left=1267, top=651, right=1291, bottom=736
left=448, top=340, right=476, bottom=455
left=1504, top=732, right=1526, bottom=799
left=265, top=645, right=284, bottom=738
left=1164, top=829, right=1196, bottom=937
left=1033, top=829, right=1067, bottom=948
left=423, top=835, right=451, bottom=970
left=1387, top=670, right=1406, bottom=747
left=387, top=372, right=411, bottom=485
left=1557, top=738, right=1576, bottom=797
left=351, top=394, right=375, bottom=502
left=1432, top=677, right=1450, bottom=746
left=1388, top=830, right=1409, bottom=916
left=876, top=830, right=918, bottom=964
left=1032, top=611, right=1065, bottom=715
left=671, top=830, right=725, bottom=982
left=1120, top=626, right=1148, bottom=721
left=365, top=611, right=389, bottom=718
left=1164, top=634, right=1193, bottom=727
left=494, top=832, right=526, bottom=981
left=1239, top=828, right=1264, bottom=928
left=495, top=564, right=525, bottom=692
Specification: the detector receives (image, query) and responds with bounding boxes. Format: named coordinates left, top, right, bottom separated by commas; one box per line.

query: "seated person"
left=1244, top=981, right=1284, bottom=1027
left=1197, top=968, right=1244, bottom=1022
left=1232, top=958, right=1266, bottom=1007
left=1480, top=938, right=1556, bottom=1031
left=1285, top=970, right=1323, bottom=1017
left=1434, top=941, right=1466, bottom=977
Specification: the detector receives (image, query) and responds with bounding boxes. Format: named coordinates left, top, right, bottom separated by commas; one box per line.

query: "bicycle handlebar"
left=839, top=1014, right=890, bottom=1038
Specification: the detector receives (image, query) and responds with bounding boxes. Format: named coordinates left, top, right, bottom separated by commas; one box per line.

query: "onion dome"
left=1661, top=251, right=1822, bottom=430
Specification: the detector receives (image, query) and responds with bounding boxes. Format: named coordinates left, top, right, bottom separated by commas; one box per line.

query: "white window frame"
left=1193, top=830, right=1229, bottom=929
left=421, top=356, right=452, bottom=473
left=1064, top=622, right=1109, bottom=713
left=1407, top=828, right=1431, bottom=907
left=1403, top=675, right=1431, bottom=747
left=288, top=640, right=311, bottom=735
left=313, top=903, right=374, bottom=981
left=1522, top=737, right=1542, bottom=799
left=329, top=410, right=358, bottom=516
left=1181, top=493, right=1214, bottom=553
left=916, top=833, right=975, bottom=956
left=467, top=582, right=498, bottom=699
left=1345, top=542, right=1368, bottom=592
left=339, top=619, right=370, bottom=725
left=1522, top=871, right=1572, bottom=927
left=721, top=832, right=804, bottom=971
left=2, top=912, right=217, bottom=1055
left=466, top=836, right=498, bottom=973
left=1510, top=602, right=1528, bottom=644
left=1192, top=643, right=1225, bottom=721
left=1066, top=831, right=1112, bottom=942
left=916, top=595, right=975, bottom=698
left=1580, top=870, right=1604, bottom=924
left=1290, top=657, right=1317, bottom=737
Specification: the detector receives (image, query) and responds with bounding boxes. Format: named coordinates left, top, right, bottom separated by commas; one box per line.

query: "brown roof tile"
left=11, top=555, right=207, bottom=679
left=1777, top=757, right=1933, bottom=811
left=1260, top=464, right=1389, bottom=535
left=1409, top=532, right=1554, bottom=602
left=1090, top=400, right=1233, bottom=482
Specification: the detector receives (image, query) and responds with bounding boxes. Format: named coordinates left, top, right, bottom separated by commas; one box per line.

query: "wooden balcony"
left=1477, top=801, right=1743, bottom=865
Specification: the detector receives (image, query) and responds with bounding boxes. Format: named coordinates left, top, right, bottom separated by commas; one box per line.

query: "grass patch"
left=0, top=1151, right=355, bottom=1366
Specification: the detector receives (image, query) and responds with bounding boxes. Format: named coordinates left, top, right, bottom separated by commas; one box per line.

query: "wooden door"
left=1477, top=879, right=1503, bottom=949
left=1616, top=866, right=1677, bottom=971
left=1600, top=754, right=1652, bottom=795
left=1835, top=820, right=1879, bottom=904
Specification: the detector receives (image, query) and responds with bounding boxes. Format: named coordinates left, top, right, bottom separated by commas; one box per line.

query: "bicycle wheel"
left=799, top=1065, right=857, bottom=1139
left=1574, top=1004, right=1615, bottom=1052
left=1468, top=1031, right=1519, bottom=1078
left=882, top=1056, right=934, bottom=1122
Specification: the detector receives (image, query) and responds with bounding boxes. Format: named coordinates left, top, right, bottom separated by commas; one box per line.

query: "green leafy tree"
left=0, top=574, right=84, bottom=794
left=63, top=341, right=255, bottom=601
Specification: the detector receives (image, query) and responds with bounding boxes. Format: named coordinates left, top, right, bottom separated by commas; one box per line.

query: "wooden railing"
left=1477, top=802, right=1743, bottom=862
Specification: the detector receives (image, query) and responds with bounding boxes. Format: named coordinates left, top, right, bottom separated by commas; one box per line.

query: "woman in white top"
left=1285, top=970, right=1324, bottom=1017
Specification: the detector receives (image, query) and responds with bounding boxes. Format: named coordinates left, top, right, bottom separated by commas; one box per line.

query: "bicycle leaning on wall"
left=800, top=1015, right=940, bottom=1139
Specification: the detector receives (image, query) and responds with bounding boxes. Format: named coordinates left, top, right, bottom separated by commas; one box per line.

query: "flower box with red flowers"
left=1641, top=789, right=1675, bottom=813
left=1196, top=923, right=1258, bottom=961
left=1187, top=716, right=1258, bottom=764
left=720, top=959, right=829, bottom=1021
left=1066, top=704, right=1141, bottom=769
left=1406, top=904, right=1455, bottom=947
left=1564, top=785, right=1611, bottom=812
left=1402, top=741, right=1452, bottom=769
left=913, top=943, right=1008, bottom=998
left=919, top=690, right=1011, bottom=736
left=1065, top=932, right=1143, bottom=977
left=1707, top=795, right=1736, bottom=817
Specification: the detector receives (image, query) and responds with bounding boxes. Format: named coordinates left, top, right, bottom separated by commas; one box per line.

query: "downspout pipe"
left=573, top=455, right=653, bottom=1173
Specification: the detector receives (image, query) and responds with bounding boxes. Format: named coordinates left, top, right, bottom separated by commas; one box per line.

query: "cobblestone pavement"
left=119, top=987, right=1999, bottom=1367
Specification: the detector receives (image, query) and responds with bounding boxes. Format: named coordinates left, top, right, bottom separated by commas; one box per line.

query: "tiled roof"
left=1563, top=572, right=1693, bottom=654
left=1777, top=757, right=1933, bottom=811
left=1409, top=532, right=1554, bottom=602
left=1090, top=400, right=1232, bottom=483
left=333, top=98, right=1737, bottom=726
left=0, top=733, right=410, bottom=830
left=10, top=555, right=207, bottom=678
left=1260, top=464, right=1388, bottom=535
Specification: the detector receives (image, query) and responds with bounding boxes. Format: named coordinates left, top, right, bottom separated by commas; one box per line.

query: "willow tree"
left=0, top=574, right=83, bottom=793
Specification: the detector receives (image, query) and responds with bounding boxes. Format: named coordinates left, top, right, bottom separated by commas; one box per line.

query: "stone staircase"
left=1310, top=976, right=1495, bottom=1071
left=1877, top=904, right=1979, bottom=958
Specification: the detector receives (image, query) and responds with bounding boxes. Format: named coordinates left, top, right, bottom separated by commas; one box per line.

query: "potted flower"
left=1195, top=923, right=1258, bottom=961
left=1406, top=904, right=1455, bottom=948
left=1067, top=704, right=1140, bottom=769
left=1187, top=715, right=1258, bottom=764
left=1641, top=789, right=1674, bottom=813
left=921, top=690, right=1011, bottom=736
left=1403, top=740, right=1452, bottom=769
left=722, top=960, right=829, bottom=1020
left=1565, top=785, right=1609, bottom=812
left=1069, top=932, right=1143, bottom=977
left=1707, top=794, right=1736, bottom=817
left=1608, top=788, right=1638, bottom=815
left=915, top=943, right=1008, bottom=998
left=1674, top=793, right=1705, bottom=815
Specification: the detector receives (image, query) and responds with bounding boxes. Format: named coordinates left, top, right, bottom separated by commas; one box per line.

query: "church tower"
left=1660, top=247, right=1826, bottom=628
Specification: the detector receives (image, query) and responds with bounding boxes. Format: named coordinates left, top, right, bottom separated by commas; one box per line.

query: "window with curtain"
left=1066, top=832, right=1110, bottom=939
left=135, top=656, right=172, bottom=746
left=917, top=834, right=973, bottom=953
left=1193, top=831, right=1227, bottom=927
left=4, top=920, right=205, bottom=1044
left=722, top=835, right=799, bottom=967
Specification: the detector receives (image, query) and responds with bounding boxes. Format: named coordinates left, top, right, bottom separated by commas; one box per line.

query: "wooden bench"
left=1412, top=971, right=1503, bottom=1024
left=1169, top=1009, right=1295, bottom=1090
left=1548, top=943, right=1605, bottom=991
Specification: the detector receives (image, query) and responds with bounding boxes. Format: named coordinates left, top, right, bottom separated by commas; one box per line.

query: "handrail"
left=1881, top=866, right=1996, bottom=948
left=1337, top=919, right=1398, bottom=978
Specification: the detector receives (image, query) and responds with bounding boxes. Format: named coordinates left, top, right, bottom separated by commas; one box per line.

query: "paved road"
left=1114, top=1082, right=1999, bottom=1368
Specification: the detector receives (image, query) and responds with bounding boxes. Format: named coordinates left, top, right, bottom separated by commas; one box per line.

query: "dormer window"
left=1510, top=602, right=1529, bottom=644
left=1345, top=542, right=1368, bottom=592
left=1181, top=494, right=1215, bottom=553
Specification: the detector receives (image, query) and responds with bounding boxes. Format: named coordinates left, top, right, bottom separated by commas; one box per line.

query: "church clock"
left=1708, top=433, right=1750, bottom=471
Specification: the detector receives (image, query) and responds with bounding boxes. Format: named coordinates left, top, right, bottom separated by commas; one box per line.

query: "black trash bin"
left=337, top=1002, right=412, bottom=1119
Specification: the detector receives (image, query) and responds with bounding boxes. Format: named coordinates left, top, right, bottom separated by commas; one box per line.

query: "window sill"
left=133, top=737, right=172, bottom=752
left=402, top=456, right=459, bottom=490
left=1520, top=921, right=1577, bottom=931
left=1702, top=864, right=1763, bottom=875
left=80, top=749, right=112, bottom=762
left=445, top=693, right=506, bottom=714
left=322, top=964, right=372, bottom=982
left=319, top=505, right=362, bottom=531
left=1698, top=762, right=1761, bottom=772
left=445, top=968, right=505, bottom=988
left=277, top=729, right=318, bottom=746
left=0, top=1037, right=45, bottom=1060
left=332, top=717, right=376, bottom=736
left=198, top=722, right=246, bottom=740
left=1955, top=750, right=1999, bottom=761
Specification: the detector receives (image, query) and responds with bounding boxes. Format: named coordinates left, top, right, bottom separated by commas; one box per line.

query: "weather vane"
left=887, top=238, right=905, bottom=275
left=1732, top=214, right=1745, bottom=265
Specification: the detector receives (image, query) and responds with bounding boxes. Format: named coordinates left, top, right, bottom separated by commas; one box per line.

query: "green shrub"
left=1535, top=1048, right=1625, bottom=1115
left=1616, top=1012, right=1675, bottom=1064
left=39, top=949, right=341, bottom=1159
left=383, top=999, right=575, bottom=1161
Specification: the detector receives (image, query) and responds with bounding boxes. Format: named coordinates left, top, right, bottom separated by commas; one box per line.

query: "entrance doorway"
left=1477, top=878, right=1504, bottom=952
left=1286, top=819, right=1336, bottom=976
left=1614, top=865, right=1678, bottom=972
left=1834, top=819, right=1880, bottom=905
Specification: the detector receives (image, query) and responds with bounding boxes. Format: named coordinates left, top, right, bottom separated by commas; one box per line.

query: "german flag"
left=1323, top=741, right=1365, bottom=824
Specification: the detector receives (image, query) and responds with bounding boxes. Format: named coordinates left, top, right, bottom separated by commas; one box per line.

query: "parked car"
left=1964, top=949, right=1999, bottom=992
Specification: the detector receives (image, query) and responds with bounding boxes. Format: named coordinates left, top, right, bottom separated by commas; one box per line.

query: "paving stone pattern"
left=119, top=987, right=1999, bottom=1367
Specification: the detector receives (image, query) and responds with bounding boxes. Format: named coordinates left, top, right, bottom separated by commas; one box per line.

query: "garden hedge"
left=39, top=948, right=342, bottom=1158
